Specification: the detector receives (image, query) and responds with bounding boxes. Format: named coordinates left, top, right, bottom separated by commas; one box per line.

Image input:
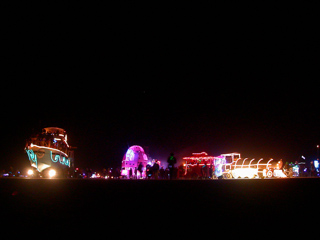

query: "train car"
left=223, top=158, right=287, bottom=179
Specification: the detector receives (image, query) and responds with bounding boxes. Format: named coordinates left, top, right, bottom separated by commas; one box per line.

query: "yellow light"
left=48, top=169, right=56, bottom=178
left=27, top=169, right=34, bottom=175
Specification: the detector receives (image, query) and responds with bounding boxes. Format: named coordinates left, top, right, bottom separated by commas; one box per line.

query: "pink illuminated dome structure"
left=121, top=145, right=149, bottom=178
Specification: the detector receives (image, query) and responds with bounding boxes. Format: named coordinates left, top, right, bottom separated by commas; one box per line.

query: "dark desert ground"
left=1, top=178, right=318, bottom=233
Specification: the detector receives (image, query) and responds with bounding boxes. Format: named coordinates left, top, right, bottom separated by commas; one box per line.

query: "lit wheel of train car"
left=266, top=170, right=273, bottom=178
left=225, top=170, right=233, bottom=179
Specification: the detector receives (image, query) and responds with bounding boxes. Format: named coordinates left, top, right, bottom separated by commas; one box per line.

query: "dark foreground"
left=1, top=178, right=319, bottom=232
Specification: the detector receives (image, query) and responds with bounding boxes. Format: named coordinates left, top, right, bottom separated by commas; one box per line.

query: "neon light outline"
left=50, top=151, right=58, bottom=163
left=55, top=154, right=60, bottom=163
left=249, top=158, right=255, bottom=168
left=26, top=149, right=38, bottom=170
left=50, top=151, right=70, bottom=166
left=31, top=144, right=68, bottom=157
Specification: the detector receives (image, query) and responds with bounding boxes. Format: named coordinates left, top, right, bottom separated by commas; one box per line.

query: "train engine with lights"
left=223, top=155, right=287, bottom=179
left=25, top=127, right=75, bottom=178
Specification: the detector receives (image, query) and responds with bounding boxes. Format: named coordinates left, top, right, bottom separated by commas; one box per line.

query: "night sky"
left=1, top=2, right=319, bottom=171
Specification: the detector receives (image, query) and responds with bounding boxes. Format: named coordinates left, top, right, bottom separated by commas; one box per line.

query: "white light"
left=29, top=144, right=68, bottom=157
left=48, top=169, right=56, bottom=178
left=273, top=169, right=287, bottom=178
left=27, top=169, right=34, bottom=175
left=232, top=168, right=257, bottom=178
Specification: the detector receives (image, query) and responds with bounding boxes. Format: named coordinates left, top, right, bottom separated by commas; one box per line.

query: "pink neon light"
left=192, top=152, right=208, bottom=156
left=121, top=145, right=149, bottom=176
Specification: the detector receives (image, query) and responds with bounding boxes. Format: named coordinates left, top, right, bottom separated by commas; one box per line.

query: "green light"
left=50, top=151, right=58, bottom=163
left=26, top=149, right=38, bottom=169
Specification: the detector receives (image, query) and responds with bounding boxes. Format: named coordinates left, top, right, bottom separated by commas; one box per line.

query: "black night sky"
left=1, top=2, right=319, bottom=171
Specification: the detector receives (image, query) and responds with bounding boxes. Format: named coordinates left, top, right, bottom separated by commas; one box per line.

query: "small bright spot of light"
left=49, top=169, right=56, bottom=178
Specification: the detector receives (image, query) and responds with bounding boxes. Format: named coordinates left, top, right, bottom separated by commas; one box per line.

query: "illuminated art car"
left=223, top=158, right=287, bottom=179
left=25, top=127, right=75, bottom=178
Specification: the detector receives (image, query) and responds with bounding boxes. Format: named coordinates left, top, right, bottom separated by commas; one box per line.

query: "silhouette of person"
left=153, top=160, right=160, bottom=179
left=138, top=162, right=143, bottom=179
left=167, top=153, right=177, bottom=180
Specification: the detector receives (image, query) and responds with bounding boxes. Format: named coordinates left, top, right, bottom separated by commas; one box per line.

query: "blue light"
left=314, top=160, right=319, bottom=169
left=50, top=151, right=70, bottom=166
left=26, top=149, right=37, bottom=169
left=126, top=149, right=135, bottom=161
